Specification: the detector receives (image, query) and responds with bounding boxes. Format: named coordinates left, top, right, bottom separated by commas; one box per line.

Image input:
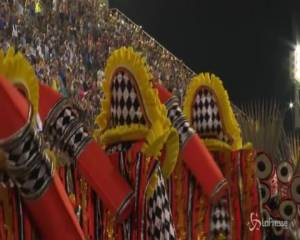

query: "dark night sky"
left=110, top=0, right=299, bottom=105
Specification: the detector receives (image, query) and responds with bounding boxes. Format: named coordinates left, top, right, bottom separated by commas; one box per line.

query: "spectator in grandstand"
left=1, top=0, right=193, bottom=128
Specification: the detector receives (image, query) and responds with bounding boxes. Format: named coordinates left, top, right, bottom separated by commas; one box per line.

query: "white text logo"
left=247, top=212, right=288, bottom=231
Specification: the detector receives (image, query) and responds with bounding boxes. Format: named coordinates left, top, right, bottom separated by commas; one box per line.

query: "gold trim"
left=203, top=139, right=232, bottom=151
left=96, top=124, right=149, bottom=146
left=0, top=47, right=39, bottom=116
left=183, top=73, right=242, bottom=150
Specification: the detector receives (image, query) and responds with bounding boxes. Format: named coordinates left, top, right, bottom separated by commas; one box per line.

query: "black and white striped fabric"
left=43, top=99, right=91, bottom=162
left=147, top=168, right=176, bottom=240
left=51, top=107, right=77, bottom=136
left=165, top=96, right=195, bottom=147
left=122, top=217, right=132, bottom=240
left=210, top=196, right=231, bottom=238
left=110, top=71, right=146, bottom=127
left=0, top=122, right=52, bottom=199
left=191, top=88, right=230, bottom=144
left=64, top=124, right=90, bottom=158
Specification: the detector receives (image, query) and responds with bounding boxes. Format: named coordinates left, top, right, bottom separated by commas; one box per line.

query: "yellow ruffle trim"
left=94, top=47, right=179, bottom=181
left=204, top=139, right=252, bottom=151
left=183, top=72, right=242, bottom=150
left=96, top=46, right=154, bottom=132
left=0, top=48, right=61, bottom=174
left=0, top=47, right=39, bottom=116
left=242, top=142, right=253, bottom=150
left=203, top=139, right=233, bottom=151
left=96, top=124, right=149, bottom=146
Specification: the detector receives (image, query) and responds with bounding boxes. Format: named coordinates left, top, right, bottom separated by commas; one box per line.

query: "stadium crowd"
left=0, top=0, right=195, bottom=126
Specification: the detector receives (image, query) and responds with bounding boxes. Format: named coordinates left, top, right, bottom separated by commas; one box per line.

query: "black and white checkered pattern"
left=191, top=88, right=230, bottom=143
left=63, top=124, right=90, bottom=158
left=44, top=99, right=91, bottom=162
left=110, top=71, right=146, bottom=127
left=0, top=123, right=52, bottom=199
left=210, top=196, right=231, bottom=238
left=52, top=107, right=77, bottom=136
left=147, top=168, right=176, bottom=240
left=165, top=96, right=195, bottom=147
left=44, top=100, right=78, bottom=143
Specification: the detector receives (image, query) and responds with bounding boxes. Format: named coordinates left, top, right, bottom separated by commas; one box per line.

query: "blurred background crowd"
left=0, top=0, right=195, bottom=128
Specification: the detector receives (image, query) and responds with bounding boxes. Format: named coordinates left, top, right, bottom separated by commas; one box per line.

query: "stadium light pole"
left=295, top=44, right=300, bottom=83
left=293, top=44, right=300, bottom=129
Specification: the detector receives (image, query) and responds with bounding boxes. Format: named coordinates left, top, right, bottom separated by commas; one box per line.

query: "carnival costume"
left=94, top=47, right=179, bottom=240
left=0, top=49, right=84, bottom=239
left=168, top=73, right=260, bottom=240
left=0, top=48, right=136, bottom=239
left=38, top=69, right=140, bottom=239
left=153, top=82, right=229, bottom=239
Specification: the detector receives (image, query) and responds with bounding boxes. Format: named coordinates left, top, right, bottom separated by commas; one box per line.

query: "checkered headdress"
left=95, top=47, right=177, bottom=164
left=110, top=69, right=146, bottom=127
left=183, top=73, right=242, bottom=149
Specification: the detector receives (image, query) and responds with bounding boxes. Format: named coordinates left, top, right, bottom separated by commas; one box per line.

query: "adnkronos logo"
left=247, top=212, right=288, bottom=231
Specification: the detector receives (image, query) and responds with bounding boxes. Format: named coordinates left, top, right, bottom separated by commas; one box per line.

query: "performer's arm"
left=153, top=82, right=227, bottom=202
left=0, top=76, right=84, bottom=240
left=39, top=84, right=133, bottom=221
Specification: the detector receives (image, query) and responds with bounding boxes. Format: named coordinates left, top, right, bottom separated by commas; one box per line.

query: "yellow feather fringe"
left=183, top=72, right=242, bottom=150
left=0, top=48, right=62, bottom=169
left=0, top=47, right=39, bottom=116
